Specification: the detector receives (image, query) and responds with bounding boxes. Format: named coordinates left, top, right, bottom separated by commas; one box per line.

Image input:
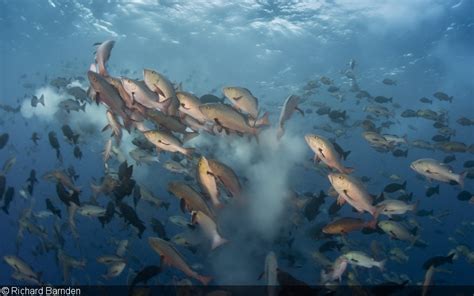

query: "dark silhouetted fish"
left=61, top=125, right=80, bottom=145
left=2, top=187, right=14, bottom=214
left=30, top=94, right=45, bottom=107
left=118, top=202, right=146, bottom=238
left=130, top=265, right=161, bottom=287
left=463, top=160, right=474, bottom=168
left=425, top=185, right=440, bottom=197
left=46, top=198, right=62, bottom=218
left=443, top=154, right=456, bottom=163
left=31, top=132, right=40, bottom=145
left=392, top=149, right=408, bottom=158
left=73, top=146, right=82, bottom=160
left=383, top=181, right=407, bottom=193
left=98, top=202, right=115, bottom=227
left=150, top=218, right=168, bottom=240
left=56, top=183, right=81, bottom=207
left=422, top=253, right=455, bottom=270
left=0, top=133, right=9, bottom=150
left=133, top=185, right=141, bottom=208
left=199, top=94, right=225, bottom=104
left=457, top=191, right=472, bottom=201
left=319, top=240, right=344, bottom=253
left=26, top=169, right=38, bottom=195
left=303, top=191, right=326, bottom=221
left=48, top=131, right=62, bottom=162
left=0, top=175, right=5, bottom=199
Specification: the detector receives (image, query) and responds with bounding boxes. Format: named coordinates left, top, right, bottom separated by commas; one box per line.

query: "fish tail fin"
left=403, top=149, right=408, bottom=157
left=39, top=95, right=45, bottom=106
left=183, top=132, right=199, bottom=143
left=101, top=124, right=110, bottom=132
left=98, top=63, right=108, bottom=77
left=343, top=150, right=351, bottom=160
left=276, top=127, right=284, bottom=140
left=122, top=116, right=133, bottom=133
left=378, top=259, right=387, bottom=271
left=211, top=236, right=229, bottom=250
left=161, top=202, right=171, bottom=211
left=449, top=96, right=453, bottom=102
left=458, top=171, right=467, bottom=188
left=197, top=275, right=212, bottom=286
left=184, top=147, right=195, bottom=158
left=366, top=216, right=378, bottom=229
left=402, top=181, right=407, bottom=190
left=411, top=200, right=419, bottom=212
left=257, top=111, right=270, bottom=127
left=342, top=167, right=354, bottom=174
left=80, top=103, right=86, bottom=112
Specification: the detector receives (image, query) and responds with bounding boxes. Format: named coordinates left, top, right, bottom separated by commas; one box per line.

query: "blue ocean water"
left=0, top=0, right=473, bottom=290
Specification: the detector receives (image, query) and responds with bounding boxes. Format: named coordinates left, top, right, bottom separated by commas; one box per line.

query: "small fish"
left=383, top=181, right=407, bottom=193
left=2, top=187, right=14, bottom=214
left=432, top=134, right=450, bottom=142
left=433, top=91, right=453, bottom=102
left=46, top=198, right=62, bottom=218
left=148, top=237, right=212, bottom=285
left=425, top=185, right=440, bottom=197
left=443, top=155, right=456, bottom=163
left=382, top=78, right=397, bottom=85
left=457, top=191, right=472, bottom=201
left=422, top=253, right=455, bottom=270
left=392, top=149, right=408, bottom=158
left=150, top=218, right=168, bottom=240
left=30, top=94, right=45, bottom=107
left=0, top=133, right=9, bottom=150
left=31, top=132, right=40, bottom=145
left=130, top=265, right=161, bottom=287
left=463, top=160, right=474, bottom=168
left=343, top=251, right=385, bottom=270
left=73, top=146, right=82, bottom=159
left=58, top=99, right=86, bottom=113
left=411, top=158, right=467, bottom=188
left=48, top=131, right=62, bottom=161
left=419, top=97, right=432, bottom=104
left=374, top=96, right=393, bottom=103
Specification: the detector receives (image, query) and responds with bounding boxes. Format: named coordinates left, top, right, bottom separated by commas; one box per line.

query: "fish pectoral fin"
left=257, top=271, right=265, bottom=280
left=233, top=96, right=243, bottom=101
left=180, top=103, right=191, bottom=110
left=158, top=140, right=171, bottom=146
left=153, top=84, right=166, bottom=98
left=337, top=195, right=346, bottom=205
left=318, top=148, right=326, bottom=159
left=295, top=107, right=305, bottom=116
left=343, top=190, right=353, bottom=201
left=313, top=154, right=321, bottom=164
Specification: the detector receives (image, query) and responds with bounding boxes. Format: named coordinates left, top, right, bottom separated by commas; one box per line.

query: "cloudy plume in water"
left=187, top=125, right=306, bottom=283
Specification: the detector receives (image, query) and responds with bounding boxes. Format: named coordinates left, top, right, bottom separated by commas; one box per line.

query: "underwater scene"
left=0, top=0, right=473, bottom=295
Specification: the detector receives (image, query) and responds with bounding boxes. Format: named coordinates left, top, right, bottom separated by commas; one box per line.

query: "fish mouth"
left=328, top=174, right=335, bottom=183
